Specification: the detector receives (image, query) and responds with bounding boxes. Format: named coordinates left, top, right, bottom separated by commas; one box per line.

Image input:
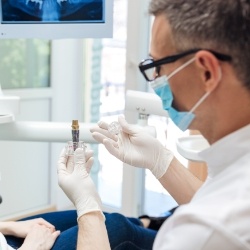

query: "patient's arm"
left=0, top=219, right=56, bottom=238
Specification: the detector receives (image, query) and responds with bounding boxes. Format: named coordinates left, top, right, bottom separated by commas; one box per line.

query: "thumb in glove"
left=57, top=148, right=104, bottom=220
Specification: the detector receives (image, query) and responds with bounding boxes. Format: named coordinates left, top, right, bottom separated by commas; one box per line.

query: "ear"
left=195, top=50, right=222, bottom=92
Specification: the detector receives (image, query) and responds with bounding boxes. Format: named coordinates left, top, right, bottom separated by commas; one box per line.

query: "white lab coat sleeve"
left=0, top=233, right=15, bottom=250
left=153, top=220, right=212, bottom=250
left=153, top=216, right=249, bottom=250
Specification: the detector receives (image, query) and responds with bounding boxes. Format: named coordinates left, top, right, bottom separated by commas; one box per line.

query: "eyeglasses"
left=138, top=48, right=232, bottom=82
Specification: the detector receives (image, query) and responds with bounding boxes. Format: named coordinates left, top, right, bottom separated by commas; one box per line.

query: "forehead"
left=150, top=14, right=176, bottom=58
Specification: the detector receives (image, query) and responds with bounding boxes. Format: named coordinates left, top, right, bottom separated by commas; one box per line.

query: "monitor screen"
left=0, top=0, right=113, bottom=39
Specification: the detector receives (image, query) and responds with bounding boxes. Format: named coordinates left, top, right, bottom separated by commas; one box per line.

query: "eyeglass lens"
left=141, top=59, right=159, bottom=81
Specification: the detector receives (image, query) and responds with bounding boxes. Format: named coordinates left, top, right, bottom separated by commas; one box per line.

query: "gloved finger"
left=66, top=155, right=75, bottom=173
left=91, top=131, right=108, bottom=143
left=74, top=148, right=86, bottom=167
left=67, top=150, right=92, bottom=173
left=58, top=147, right=68, bottom=162
left=85, top=156, right=94, bottom=173
left=90, top=123, right=118, bottom=141
left=103, top=139, right=121, bottom=161
left=90, top=123, right=105, bottom=132
left=97, top=120, right=109, bottom=129
left=92, top=131, right=118, bottom=145
left=118, top=115, right=140, bottom=135
left=57, top=148, right=68, bottom=174
left=85, top=149, right=94, bottom=162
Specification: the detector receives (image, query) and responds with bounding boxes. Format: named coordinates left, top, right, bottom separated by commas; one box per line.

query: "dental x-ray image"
left=1, top=0, right=104, bottom=23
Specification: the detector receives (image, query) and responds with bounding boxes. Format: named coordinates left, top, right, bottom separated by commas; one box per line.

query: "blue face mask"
left=150, top=58, right=210, bottom=131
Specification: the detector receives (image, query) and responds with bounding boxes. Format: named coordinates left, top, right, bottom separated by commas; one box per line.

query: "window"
left=97, top=0, right=127, bottom=209
left=0, top=39, right=50, bottom=89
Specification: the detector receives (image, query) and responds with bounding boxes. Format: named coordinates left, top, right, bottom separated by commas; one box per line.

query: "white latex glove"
left=90, top=115, right=174, bottom=179
left=57, top=148, right=104, bottom=220
left=66, top=149, right=94, bottom=174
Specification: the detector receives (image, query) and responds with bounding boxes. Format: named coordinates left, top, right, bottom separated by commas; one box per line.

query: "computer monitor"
left=0, top=0, right=113, bottom=39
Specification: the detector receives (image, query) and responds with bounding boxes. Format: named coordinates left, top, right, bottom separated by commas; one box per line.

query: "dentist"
left=58, top=0, right=250, bottom=249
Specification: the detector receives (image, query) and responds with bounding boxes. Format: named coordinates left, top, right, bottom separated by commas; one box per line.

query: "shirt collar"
left=198, top=124, right=250, bottom=177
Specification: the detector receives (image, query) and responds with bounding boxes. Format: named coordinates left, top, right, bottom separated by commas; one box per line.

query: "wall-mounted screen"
left=0, top=0, right=113, bottom=39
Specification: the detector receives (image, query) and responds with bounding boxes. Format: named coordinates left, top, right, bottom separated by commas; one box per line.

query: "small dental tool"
left=71, top=120, right=79, bottom=150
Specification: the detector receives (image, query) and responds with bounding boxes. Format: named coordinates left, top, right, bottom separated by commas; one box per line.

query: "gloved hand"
left=57, top=147, right=104, bottom=220
left=66, top=149, right=94, bottom=174
left=90, top=115, right=174, bottom=179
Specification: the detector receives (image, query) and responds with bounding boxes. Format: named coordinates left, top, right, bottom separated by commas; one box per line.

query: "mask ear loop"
left=151, top=57, right=196, bottom=89
left=167, top=57, right=196, bottom=80
left=188, top=65, right=222, bottom=114
left=218, top=67, right=222, bottom=82
left=189, top=91, right=210, bottom=114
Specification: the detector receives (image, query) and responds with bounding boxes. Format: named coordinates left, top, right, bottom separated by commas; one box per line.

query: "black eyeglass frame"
left=138, top=48, right=232, bottom=82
